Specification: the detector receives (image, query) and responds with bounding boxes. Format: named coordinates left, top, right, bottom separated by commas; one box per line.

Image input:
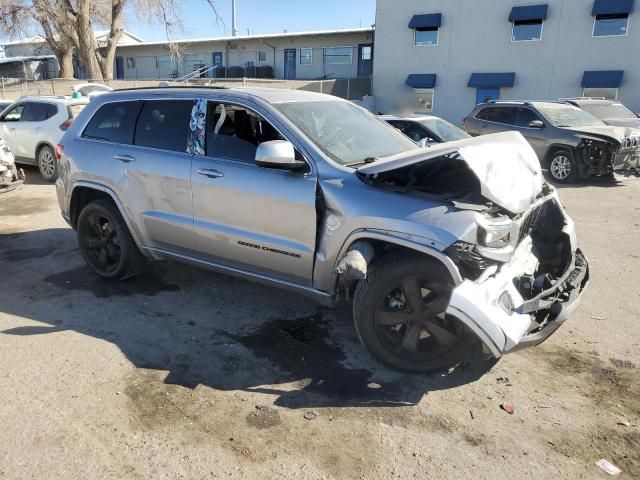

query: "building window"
left=323, top=46, right=352, bottom=65
left=512, top=20, right=543, bottom=41
left=300, top=48, right=312, bottom=65
left=415, top=27, right=439, bottom=46
left=257, top=51, right=267, bottom=62
left=361, top=45, right=372, bottom=60
left=593, top=14, right=629, bottom=37
left=583, top=87, right=618, bottom=100
left=414, top=88, right=434, bottom=112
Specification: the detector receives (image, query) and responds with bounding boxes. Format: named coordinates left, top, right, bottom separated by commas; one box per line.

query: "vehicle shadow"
left=0, top=228, right=497, bottom=410
left=544, top=170, right=629, bottom=189
left=17, top=164, right=50, bottom=186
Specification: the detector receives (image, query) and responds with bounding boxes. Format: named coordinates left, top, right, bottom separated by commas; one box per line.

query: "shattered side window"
left=187, top=98, right=206, bottom=155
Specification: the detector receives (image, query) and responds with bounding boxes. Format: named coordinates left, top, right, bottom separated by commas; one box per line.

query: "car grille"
left=517, top=201, right=550, bottom=245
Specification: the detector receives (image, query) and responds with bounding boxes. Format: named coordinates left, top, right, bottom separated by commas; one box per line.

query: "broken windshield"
left=274, top=101, right=417, bottom=166
left=536, top=104, right=606, bottom=128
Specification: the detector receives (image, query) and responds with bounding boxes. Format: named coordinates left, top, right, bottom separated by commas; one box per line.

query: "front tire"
left=353, top=254, right=471, bottom=373
left=77, top=199, right=146, bottom=280
left=37, top=145, right=58, bottom=182
left=548, top=149, right=577, bottom=184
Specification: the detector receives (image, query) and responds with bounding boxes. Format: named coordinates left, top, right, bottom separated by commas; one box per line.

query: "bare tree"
left=0, top=0, right=221, bottom=80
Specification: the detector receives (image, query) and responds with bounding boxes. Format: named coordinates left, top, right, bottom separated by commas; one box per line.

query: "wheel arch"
left=329, top=230, right=464, bottom=293
left=35, top=141, right=55, bottom=159
left=69, top=182, right=144, bottom=250
left=544, top=144, right=575, bottom=166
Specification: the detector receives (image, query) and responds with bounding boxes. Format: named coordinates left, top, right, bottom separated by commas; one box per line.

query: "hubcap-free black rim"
left=82, top=213, right=121, bottom=274
left=374, top=275, right=460, bottom=363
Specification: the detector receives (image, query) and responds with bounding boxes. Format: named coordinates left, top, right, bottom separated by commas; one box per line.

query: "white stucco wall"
left=373, top=0, right=640, bottom=123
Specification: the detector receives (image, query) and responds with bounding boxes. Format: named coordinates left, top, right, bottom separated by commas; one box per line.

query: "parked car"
left=0, top=96, right=88, bottom=181
left=56, top=87, right=588, bottom=373
left=463, top=100, right=640, bottom=183
left=381, top=114, right=470, bottom=145
left=72, top=83, right=113, bottom=99
left=562, top=97, right=640, bottom=129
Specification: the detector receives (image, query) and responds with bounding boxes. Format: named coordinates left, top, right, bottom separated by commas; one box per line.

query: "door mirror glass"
left=529, top=120, right=545, bottom=129
left=255, top=140, right=305, bottom=170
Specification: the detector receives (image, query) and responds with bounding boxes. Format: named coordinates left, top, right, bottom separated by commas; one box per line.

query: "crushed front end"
left=445, top=186, right=589, bottom=357
left=576, top=134, right=640, bottom=176
left=0, top=137, right=24, bottom=193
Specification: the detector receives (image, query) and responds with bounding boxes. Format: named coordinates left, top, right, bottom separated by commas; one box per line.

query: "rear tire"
left=77, top=199, right=147, bottom=280
left=548, top=149, right=577, bottom=184
left=37, top=145, right=58, bottom=182
left=353, top=253, right=471, bottom=373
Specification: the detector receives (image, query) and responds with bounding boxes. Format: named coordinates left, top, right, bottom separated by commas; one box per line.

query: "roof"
left=380, top=114, right=439, bottom=121
left=107, top=86, right=346, bottom=104
left=1, top=29, right=143, bottom=47
left=117, top=27, right=374, bottom=48
left=0, top=54, right=56, bottom=65
left=14, top=95, right=89, bottom=105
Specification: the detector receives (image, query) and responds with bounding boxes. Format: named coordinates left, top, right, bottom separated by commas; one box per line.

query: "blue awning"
left=592, top=0, right=634, bottom=15
left=509, top=4, right=549, bottom=22
left=408, top=14, right=442, bottom=29
left=581, top=70, right=624, bottom=88
left=468, top=73, right=516, bottom=88
left=406, top=74, right=437, bottom=89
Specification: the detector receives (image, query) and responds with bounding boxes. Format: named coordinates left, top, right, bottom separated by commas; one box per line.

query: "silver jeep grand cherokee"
left=56, top=87, right=589, bottom=373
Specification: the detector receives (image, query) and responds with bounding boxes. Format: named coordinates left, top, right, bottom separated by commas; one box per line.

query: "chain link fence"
left=0, top=76, right=372, bottom=103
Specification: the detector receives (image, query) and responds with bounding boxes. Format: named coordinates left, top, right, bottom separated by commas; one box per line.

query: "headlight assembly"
left=477, top=217, right=513, bottom=249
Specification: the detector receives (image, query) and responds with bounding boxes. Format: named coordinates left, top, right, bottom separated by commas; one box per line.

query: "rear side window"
left=134, top=100, right=193, bottom=152
left=22, top=102, right=57, bottom=121
left=83, top=101, right=140, bottom=144
left=475, top=107, right=517, bottom=126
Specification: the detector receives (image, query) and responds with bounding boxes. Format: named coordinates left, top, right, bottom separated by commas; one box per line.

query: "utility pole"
left=232, top=0, right=239, bottom=37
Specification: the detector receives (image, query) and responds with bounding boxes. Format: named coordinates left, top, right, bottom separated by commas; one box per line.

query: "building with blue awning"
left=373, top=0, right=639, bottom=122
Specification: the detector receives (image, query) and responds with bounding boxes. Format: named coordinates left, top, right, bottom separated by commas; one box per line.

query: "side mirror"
left=417, top=138, right=429, bottom=148
left=529, top=120, right=545, bottom=129
left=255, top=140, right=306, bottom=170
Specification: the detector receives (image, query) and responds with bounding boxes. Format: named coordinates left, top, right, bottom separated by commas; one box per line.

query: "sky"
left=128, top=0, right=376, bottom=42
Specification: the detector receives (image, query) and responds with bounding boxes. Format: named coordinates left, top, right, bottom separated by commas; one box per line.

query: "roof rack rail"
left=558, top=96, right=607, bottom=101
left=115, top=85, right=232, bottom=92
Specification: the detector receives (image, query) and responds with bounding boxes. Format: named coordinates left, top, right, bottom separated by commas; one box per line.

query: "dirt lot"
left=0, top=166, right=638, bottom=479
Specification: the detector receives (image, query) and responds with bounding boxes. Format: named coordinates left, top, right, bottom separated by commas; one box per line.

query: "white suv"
left=0, top=96, right=88, bottom=181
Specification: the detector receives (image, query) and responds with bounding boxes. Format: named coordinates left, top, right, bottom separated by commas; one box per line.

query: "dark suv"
left=463, top=101, right=640, bottom=183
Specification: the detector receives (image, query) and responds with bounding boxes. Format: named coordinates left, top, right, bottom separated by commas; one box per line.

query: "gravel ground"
left=0, top=166, right=638, bottom=479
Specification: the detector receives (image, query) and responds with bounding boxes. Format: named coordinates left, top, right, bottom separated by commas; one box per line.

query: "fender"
left=328, top=228, right=464, bottom=292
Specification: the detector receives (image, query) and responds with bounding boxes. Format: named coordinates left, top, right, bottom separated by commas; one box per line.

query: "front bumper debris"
left=445, top=195, right=589, bottom=357
left=0, top=164, right=25, bottom=193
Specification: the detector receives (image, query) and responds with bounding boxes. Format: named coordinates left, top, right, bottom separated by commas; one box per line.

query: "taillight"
left=59, top=119, right=73, bottom=131
left=55, top=144, right=64, bottom=160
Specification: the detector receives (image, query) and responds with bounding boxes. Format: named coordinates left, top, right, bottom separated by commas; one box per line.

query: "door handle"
left=197, top=168, right=224, bottom=178
left=114, top=154, right=136, bottom=163
left=8, top=127, right=15, bottom=132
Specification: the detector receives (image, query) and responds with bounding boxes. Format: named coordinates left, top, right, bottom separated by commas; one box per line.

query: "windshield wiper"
left=347, top=156, right=379, bottom=168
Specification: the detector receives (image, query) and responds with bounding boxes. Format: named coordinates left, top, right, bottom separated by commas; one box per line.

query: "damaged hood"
left=357, top=131, right=543, bottom=214
left=601, top=118, right=640, bottom=129
left=565, top=125, right=631, bottom=144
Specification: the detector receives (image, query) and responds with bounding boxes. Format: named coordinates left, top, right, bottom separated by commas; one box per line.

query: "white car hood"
left=357, top=131, right=543, bottom=214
